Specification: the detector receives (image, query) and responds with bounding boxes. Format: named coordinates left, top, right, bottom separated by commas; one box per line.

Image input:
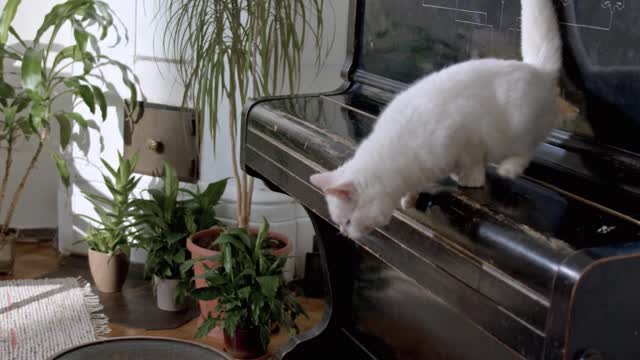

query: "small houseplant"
left=188, top=219, right=306, bottom=359
left=80, top=153, right=141, bottom=293
left=131, top=163, right=227, bottom=311
left=0, top=0, right=141, bottom=274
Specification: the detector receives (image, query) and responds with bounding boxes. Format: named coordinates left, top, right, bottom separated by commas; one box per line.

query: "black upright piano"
left=241, top=1, right=640, bottom=359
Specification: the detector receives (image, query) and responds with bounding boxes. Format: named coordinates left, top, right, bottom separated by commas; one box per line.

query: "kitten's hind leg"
left=453, top=164, right=486, bottom=188
left=497, top=156, right=531, bottom=179
left=401, top=192, right=419, bottom=210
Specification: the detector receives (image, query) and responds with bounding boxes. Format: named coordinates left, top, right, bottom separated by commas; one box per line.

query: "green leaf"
left=192, top=287, right=220, bottom=301
left=255, top=217, right=269, bottom=255
left=21, top=48, right=44, bottom=91
left=223, top=244, right=233, bottom=278
left=195, top=317, right=218, bottom=339
left=76, top=84, right=95, bottom=113
left=202, top=178, right=229, bottom=205
left=0, top=80, right=15, bottom=98
left=65, top=112, right=88, bottom=129
left=214, top=234, right=246, bottom=251
left=52, top=153, right=70, bottom=188
left=53, top=45, right=83, bottom=69
left=74, top=28, right=89, bottom=52
left=165, top=232, right=185, bottom=245
left=3, top=105, right=16, bottom=127
left=238, top=286, right=251, bottom=300
left=256, top=275, right=279, bottom=299
left=92, top=85, right=107, bottom=121
left=0, top=0, right=21, bottom=45
left=55, top=113, right=72, bottom=149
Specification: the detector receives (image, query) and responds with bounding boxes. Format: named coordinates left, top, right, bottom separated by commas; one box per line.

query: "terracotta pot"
left=88, top=249, right=130, bottom=293
left=154, top=275, right=187, bottom=312
left=186, top=226, right=292, bottom=339
left=0, top=230, right=17, bottom=275
left=224, top=327, right=268, bottom=359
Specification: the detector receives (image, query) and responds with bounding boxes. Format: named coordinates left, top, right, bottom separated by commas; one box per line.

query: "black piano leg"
left=275, top=209, right=370, bottom=360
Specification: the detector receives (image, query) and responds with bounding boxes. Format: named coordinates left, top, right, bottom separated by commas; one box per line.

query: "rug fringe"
left=77, top=276, right=112, bottom=338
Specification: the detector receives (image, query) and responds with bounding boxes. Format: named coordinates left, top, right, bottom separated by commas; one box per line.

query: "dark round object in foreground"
left=48, top=336, right=230, bottom=360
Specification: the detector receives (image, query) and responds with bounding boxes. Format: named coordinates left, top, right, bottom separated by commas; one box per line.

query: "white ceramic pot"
left=153, top=275, right=187, bottom=312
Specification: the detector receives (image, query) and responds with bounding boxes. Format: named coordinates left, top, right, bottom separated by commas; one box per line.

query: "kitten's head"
left=310, top=170, right=391, bottom=239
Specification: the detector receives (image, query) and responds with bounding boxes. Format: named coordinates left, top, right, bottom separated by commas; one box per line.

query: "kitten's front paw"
left=497, top=157, right=530, bottom=179
left=401, top=192, right=419, bottom=210
left=453, top=167, right=485, bottom=188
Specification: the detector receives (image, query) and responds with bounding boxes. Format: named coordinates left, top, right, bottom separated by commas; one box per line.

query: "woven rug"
left=0, top=277, right=110, bottom=360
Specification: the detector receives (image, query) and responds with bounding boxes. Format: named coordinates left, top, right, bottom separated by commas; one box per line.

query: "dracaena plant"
left=131, top=164, right=228, bottom=281
left=0, top=0, right=141, bottom=240
left=161, top=0, right=333, bottom=229
left=80, top=152, right=141, bottom=255
left=186, top=219, right=307, bottom=351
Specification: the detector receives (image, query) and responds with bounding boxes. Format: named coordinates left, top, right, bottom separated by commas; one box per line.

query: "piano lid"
left=353, top=0, right=640, bottom=155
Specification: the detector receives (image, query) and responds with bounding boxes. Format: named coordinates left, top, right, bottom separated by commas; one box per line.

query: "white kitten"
left=310, top=0, right=562, bottom=240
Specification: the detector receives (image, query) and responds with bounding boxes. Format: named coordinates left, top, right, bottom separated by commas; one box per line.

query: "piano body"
left=241, top=1, right=640, bottom=359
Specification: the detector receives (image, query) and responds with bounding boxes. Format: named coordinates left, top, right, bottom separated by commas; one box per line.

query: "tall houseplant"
left=0, top=0, right=141, bottom=274
left=81, top=152, right=141, bottom=293
left=131, top=164, right=227, bottom=311
left=161, top=0, right=332, bottom=228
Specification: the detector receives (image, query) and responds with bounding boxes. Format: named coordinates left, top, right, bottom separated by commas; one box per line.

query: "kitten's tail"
left=521, top=0, right=562, bottom=76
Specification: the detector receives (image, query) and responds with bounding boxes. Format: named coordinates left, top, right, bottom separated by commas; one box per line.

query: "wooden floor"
left=1, top=242, right=326, bottom=357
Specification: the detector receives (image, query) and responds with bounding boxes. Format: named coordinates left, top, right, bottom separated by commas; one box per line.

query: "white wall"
left=6, top=0, right=349, bottom=279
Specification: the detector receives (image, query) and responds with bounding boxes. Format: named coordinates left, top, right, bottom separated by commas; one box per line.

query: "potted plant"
left=161, top=0, right=328, bottom=336
left=132, top=163, right=228, bottom=311
left=187, top=219, right=306, bottom=359
left=80, top=153, right=141, bottom=293
left=0, top=0, right=141, bottom=274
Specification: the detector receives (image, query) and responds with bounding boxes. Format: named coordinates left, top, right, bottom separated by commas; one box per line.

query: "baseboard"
left=17, top=227, right=58, bottom=245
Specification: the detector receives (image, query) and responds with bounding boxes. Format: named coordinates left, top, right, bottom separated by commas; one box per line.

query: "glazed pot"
left=0, top=230, right=17, bottom=275
left=224, top=327, right=268, bottom=359
left=154, top=275, right=187, bottom=312
left=88, top=249, right=130, bottom=293
left=186, top=226, right=291, bottom=339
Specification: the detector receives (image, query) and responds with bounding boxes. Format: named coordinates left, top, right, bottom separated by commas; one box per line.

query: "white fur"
left=310, top=0, right=562, bottom=240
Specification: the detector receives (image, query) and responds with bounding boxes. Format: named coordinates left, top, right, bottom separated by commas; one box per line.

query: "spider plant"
left=0, top=0, right=141, bottom=243
left=161, top=0, right=333, bottom=228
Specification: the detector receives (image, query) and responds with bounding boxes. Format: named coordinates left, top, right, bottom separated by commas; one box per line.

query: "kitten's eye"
left=345, top=219, right=351, bottom=226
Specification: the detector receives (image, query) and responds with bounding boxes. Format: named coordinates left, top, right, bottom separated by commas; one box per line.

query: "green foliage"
left=160, top=0, right=334, bottom=228
left=80, top=152, right=141, bottom=255
left=161, top=0, right=331, bottom=147
left=0, top=0, right=143, bottom=235
left=186, top=218, right=306, bottom=351
left=131, top=164, right=227, bottom=282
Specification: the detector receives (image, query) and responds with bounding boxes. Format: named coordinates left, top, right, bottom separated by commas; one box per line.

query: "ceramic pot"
left=0, top=230, right=17, bottom=275
left=186, top=226, right=292, bottom=339
left=88, top=249, right=130, bottom=293
left=154, top=275, right=187, bottom=312
left=224, top=327, right=268, bottom=359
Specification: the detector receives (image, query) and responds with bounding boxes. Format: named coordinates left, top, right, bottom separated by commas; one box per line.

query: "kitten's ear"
left=310, top=172, right=335, bottom=190
left=326, top=182, right=358, bottom=201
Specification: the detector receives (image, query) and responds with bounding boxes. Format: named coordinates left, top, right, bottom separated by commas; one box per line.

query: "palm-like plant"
left=0, top=0, right=141, bottom=243
left=161, top=0, right=333, bottom=228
